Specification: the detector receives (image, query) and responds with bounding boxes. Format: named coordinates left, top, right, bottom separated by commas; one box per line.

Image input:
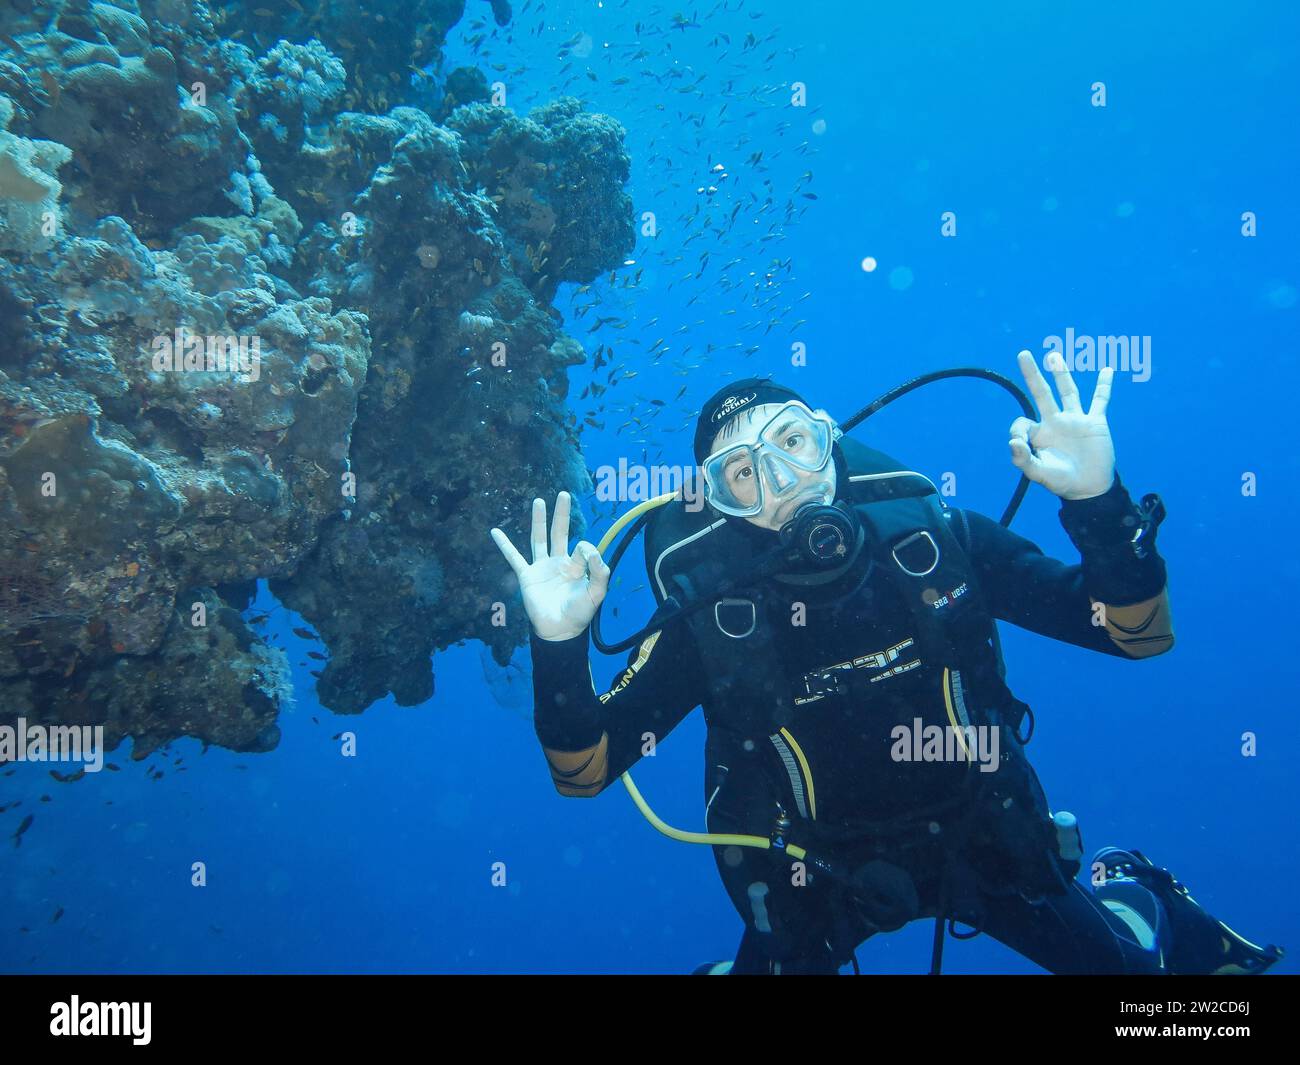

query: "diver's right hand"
left=490, top=492, right=609, bottom=642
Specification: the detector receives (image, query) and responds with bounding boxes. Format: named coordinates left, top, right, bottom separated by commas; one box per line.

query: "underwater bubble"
left=1266, top=282, right=1297, bottom=310
left=889, top=265, right=914, bottom=291
left=124, top=821, right=150, bottom=845
left=860, top=256, right=877, bottom=273
left=812, top=118, right=827, bottom=135
left=1042, top=196, right=1059, bottom=212
left=1116, top=201, right=1135, bottom=218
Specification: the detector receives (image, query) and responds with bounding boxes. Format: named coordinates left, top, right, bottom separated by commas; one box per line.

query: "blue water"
left=2, top=0, right=1297, bottom=973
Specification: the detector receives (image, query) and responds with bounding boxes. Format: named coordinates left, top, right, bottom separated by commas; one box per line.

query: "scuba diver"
left=489, top=351, right=1283, bottom=975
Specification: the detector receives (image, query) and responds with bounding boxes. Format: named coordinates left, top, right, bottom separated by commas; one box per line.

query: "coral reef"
left=212, top=1, right=469, bottom=116
left=448, top=98, right=635, bottom=301
left=0, top=0, right=633, bottom=750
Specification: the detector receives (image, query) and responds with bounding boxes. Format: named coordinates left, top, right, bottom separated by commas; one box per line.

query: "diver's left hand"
left=1008, top=350, right=1116, bottom=501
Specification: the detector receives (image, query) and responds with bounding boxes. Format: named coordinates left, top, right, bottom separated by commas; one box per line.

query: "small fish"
left=51, top=907, right=63, bottom=924
left=12, top=814, right=33, bottom=847
left=307, top=651, right=326, bottom=661
left=292, top=627, right=320, bottom=641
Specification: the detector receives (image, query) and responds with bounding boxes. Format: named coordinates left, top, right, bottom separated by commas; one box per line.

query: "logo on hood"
left=712, top=391, right=757, bottom=423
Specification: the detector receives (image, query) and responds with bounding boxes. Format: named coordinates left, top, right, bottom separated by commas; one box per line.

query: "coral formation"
left=0, top=0, right=633, bottom=750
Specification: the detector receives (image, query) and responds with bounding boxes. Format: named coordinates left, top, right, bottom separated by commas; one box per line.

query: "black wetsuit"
left=531, top=475, right=1176, bottom=973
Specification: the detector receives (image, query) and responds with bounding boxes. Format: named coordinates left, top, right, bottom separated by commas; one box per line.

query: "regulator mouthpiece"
left=780, top=501, right=859, bottom=569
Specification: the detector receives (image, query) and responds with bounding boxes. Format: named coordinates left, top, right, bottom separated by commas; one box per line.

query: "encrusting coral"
left=0, top=0, right=633, bottom=752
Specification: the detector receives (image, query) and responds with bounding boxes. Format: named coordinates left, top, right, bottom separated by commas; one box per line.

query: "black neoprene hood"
left=692, top=378, right=809, bottom=464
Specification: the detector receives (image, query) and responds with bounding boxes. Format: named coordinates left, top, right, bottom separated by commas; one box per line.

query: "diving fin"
left=1092, top=847, right=1284, bottom=975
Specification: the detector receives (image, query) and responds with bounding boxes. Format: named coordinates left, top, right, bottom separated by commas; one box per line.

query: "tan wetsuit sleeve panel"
left=542, top=732, right=610, bottom=797
left=536, top=629, right=672, bottom=797
left=1092, top=588, right=1175, bottom=658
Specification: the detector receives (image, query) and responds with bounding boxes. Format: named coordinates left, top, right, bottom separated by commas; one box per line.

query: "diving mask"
left=700, top=401, right=840, bottom=519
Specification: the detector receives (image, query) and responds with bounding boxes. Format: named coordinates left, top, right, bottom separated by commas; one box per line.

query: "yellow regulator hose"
left=594, top=494, right=804, bottom=859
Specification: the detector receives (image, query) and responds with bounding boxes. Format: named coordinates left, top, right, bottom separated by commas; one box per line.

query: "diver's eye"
left=727, top=464, right=753, bottom=484
left=783, top=433, right=804, bottom=451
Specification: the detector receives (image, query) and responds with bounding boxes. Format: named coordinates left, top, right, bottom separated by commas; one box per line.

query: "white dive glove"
left=1008, top=350, right=1117, bottom=501
left=490, top=491, right=610, bottom=642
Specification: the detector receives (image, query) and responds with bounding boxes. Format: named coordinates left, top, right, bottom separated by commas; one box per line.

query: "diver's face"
left=708, top=402, right=838, bottom=531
